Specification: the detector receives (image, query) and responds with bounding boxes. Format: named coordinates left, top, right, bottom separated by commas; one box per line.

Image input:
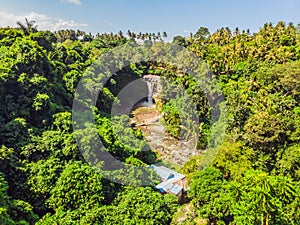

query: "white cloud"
left=0, top=10, right=88, bottom=31
left=60, top=0, right=82, bottom=6
left=183, top=29, right=189, bottom=33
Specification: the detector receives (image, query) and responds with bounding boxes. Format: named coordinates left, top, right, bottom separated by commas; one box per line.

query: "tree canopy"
left=0, top=20, right=299, bottom=224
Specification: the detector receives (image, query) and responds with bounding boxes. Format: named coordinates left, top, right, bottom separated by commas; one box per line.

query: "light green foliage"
left=188, top=167, right=225, bottom=208
left=27, top=157, right=65, bottom=214
left=36, top=208, right=80, bottom=225
left=125, top=155, right=147, bottom=166
left=28, top=157, right=64, bottom=195
left=47, top=161, right=115, bottom=211
left=80, top=187, right=179, bottom=225
left=232, top=170, right=300, bottom=225
left=189, top=168, right=300, bottom=224
left=21, top=113, right=80, bottom=161
left=162, top=100, right=182, bottom=137
left=212, top=140, right=255, bottom=180
left=180, top=155, right=203, bottom=182
left=276, top=144, right=300, bottom=181
left=32, top=93, right=50, bottom=111
left=62, top=70, right=82, bottom=93
left=113, top=187, right=178, bottom=224
left=0, top=22, right=299, bottom=224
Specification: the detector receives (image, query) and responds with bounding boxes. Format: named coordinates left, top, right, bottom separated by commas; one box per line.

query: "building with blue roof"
left=150, top=165, right=187, bottom=200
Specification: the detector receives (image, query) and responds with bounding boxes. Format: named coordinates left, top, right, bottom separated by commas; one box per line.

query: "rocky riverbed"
left=130, top=104, right=200, bottom=166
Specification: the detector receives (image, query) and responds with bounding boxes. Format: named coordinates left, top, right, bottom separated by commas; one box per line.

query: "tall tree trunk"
left=266, top=214, right=269, bottom=225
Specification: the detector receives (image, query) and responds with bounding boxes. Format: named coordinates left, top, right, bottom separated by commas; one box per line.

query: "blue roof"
left=150, top=165, right=186, bottom=195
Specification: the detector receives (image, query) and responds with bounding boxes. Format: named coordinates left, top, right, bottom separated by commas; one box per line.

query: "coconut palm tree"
left=16, top=18, right=37, bottom=35
left=163, top=31, right=167, bottom=39
left=127, top=30, right=132, bottom=38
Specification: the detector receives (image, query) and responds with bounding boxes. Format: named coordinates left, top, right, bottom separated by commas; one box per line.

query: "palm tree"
left=151, top=33, right=156, bottom=42
left=163, top=31, right=167, bottom=39
left=157, top=32, right=161, bottom=40
left=131, top=32, right=136, bottom=39
left=137, top=32, right=142, bottom=40
left=127, top=30, right=132, bottom=38
left=117, top=30, right=123, bottom=40
left=16, top=18, right=37, bottom=35
left=234, top=27, right=240, bottom=37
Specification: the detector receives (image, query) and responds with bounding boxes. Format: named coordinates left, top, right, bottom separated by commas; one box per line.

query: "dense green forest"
left=0, top=20, right=299, bottom=224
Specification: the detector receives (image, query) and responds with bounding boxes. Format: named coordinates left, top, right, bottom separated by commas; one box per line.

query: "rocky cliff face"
left=143, top=74, right=162, bottom=104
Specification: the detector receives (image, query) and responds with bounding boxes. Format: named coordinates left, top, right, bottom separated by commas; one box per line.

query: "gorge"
left=130, top=75, right=200, bottom=166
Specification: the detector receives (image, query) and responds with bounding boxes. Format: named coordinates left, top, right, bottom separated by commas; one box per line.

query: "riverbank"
left=130, top=104, right=200, bottom=166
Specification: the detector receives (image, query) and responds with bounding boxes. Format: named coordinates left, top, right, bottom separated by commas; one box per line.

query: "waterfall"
left=146, top=80, right=154, bottom=105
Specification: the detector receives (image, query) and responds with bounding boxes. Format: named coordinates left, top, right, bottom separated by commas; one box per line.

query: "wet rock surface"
left=143, top=75, right=163, bottom=104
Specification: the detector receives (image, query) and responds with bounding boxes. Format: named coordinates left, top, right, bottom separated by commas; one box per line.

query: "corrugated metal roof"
left=155, top=180, right=183, bottom=195
left=150, top=165, right=186, bottom=195
left=169, top=184, right=183, bottom=195
left=150, top=165, right=185, bottom=182
left=155, top=180, right=174, bottom=191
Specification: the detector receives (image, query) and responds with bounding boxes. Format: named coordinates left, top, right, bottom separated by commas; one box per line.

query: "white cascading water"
left=146, top=80, right=154, bottom=105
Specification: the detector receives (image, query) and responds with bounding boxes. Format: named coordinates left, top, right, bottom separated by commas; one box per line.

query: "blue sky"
left=0, top=0, right=299, bottom=39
